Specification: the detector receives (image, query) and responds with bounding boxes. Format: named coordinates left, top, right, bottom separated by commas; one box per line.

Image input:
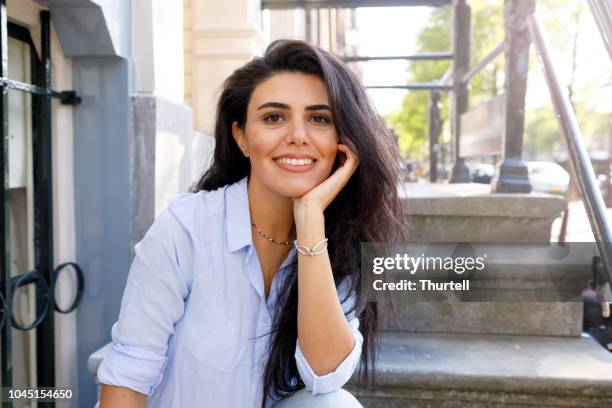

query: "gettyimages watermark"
left=360, top=242, right=599, bottom=302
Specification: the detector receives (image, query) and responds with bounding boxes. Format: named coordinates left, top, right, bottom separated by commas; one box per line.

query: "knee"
left=273, top=388, right=363, bottom=408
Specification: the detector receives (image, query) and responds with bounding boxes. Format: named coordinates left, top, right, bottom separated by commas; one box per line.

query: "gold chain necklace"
left=251, top=222, right=293, bottom=246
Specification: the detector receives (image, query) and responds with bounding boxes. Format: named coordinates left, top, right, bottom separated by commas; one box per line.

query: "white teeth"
left=276, top=157, right=314, bottom=166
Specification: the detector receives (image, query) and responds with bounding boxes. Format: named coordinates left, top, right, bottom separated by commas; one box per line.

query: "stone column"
left=132, top=0, right=216, bottom=222
left=132, top=0, right=184, bottom=103
left=188, top=0, right=265, bottom=134
left=131, top=0, right=199, bottom=222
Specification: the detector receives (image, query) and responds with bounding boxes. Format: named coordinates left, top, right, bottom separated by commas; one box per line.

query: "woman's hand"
left=293, top=141, right=359, bottom=225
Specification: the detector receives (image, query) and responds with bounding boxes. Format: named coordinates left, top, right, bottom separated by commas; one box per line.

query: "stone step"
left=346, top=332, right=612, bottom=407
left=382, top=301, right=584, bottom=337
left=376, top=244, right=593, bottom=336
left=391, top=184, right=581, bottom=337
left=399, top=182, right=566, bottom=243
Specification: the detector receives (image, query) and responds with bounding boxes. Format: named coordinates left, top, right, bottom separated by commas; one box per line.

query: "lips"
left=273, top=155, right=317, bottom=173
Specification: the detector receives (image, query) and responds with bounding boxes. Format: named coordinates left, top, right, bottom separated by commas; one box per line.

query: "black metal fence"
left=0, top=2, right=83, bottom=404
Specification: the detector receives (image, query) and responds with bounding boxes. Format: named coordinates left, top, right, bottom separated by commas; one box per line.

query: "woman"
left=97, top=39, right=404, bottom=407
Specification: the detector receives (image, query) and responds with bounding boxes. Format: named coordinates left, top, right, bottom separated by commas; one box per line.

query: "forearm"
left=100, top=384, right=147, bottom=408
left=295, top=205, right=355, bottom=376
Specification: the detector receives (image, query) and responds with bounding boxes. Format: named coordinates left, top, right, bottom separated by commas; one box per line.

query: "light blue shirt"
left=97, top=176, right=363, bottom=407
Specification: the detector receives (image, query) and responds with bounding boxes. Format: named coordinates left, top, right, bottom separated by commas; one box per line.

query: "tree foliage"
left=387, top=0, right=608, bottom=163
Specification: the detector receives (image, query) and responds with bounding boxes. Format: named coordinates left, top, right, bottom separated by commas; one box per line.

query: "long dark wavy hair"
left=192, top=39, right=405, bottom=407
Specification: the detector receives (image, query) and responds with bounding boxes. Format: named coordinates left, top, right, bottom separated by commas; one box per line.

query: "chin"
left=273, top=179, right=321, bottom=198
left=277, top=184, right=315, bottom=198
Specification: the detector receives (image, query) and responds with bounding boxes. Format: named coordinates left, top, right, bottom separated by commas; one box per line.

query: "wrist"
left=294, top=201, right=324, bottom=226
left=294, top=203, right=325, bottom=241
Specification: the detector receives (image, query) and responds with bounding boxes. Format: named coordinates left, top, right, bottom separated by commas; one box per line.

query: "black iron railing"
left=527, top=12, right=612, bottom=306
left=0, top=2, right=84, bottom=402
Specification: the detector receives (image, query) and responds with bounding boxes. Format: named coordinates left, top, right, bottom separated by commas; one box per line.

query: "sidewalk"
left=551, top=200, right=612, bottom=242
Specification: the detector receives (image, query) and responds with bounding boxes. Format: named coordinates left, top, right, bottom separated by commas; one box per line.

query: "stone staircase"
left=346, top=183, right=612, bottom=407
left=346, top=332, right=612, bottom=407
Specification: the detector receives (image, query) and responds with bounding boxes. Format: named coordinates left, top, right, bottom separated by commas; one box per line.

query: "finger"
left=337, top=144, right=354, bottom=162
left=335, top=146, right=353, bottom=171
left=340, top=135, right=356, bottom=150
left=323, top=153, right=355, bottom=191
left=337, top=144, right=359, bottom=170
left=336, top=145, right=348, bottom=166
left=339, top=141, right=360, bottom=164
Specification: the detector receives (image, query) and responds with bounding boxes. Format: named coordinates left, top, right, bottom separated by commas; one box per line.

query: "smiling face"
left=232, top=71, right=340, bottom=198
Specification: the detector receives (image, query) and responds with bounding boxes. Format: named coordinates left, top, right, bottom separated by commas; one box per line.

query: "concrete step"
left=374, top=243, right=593, bottom=336
left=385, top=182, right=590, bottom=337
left=399, top=182, right=566, bottom=243
left=382, top=301, right=584, bottom=337
left=346, top=332, right=612, bottom=407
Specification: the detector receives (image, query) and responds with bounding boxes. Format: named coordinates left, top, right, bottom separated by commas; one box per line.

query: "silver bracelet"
left=293, top=238, right=328, bottom=256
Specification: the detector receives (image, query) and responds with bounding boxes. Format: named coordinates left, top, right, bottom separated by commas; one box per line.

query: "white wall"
left=264, top=8, right=305, bottom=43
left=187, top=0, right=265, bottom=134
left=132, top=0, right=185, bottom=103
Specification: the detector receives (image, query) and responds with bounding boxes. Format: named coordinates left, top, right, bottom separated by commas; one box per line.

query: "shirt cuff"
left=294, top=329, right=363, bottom=395
left=97, top=342, right=168, bottom=396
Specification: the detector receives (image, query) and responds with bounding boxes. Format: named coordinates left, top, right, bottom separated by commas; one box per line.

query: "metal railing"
left=461, top=41, right=504, bottom=84
left=340, top=52, right=454, bottom=90
left=527, top=12, right=612, bottom=305
left=587, top=0, right=612, bottom=62
left=262, top=0, right=452, bottom=9
left=342, top=52, right=453, bottom=62
left=0, top=7, right=84, bottom=392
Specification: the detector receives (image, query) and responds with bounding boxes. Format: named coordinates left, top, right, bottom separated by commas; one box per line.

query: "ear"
left=231, top=121, right=249, bottom=158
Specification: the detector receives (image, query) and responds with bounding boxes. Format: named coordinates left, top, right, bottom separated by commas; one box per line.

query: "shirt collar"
left=225, top=176, right=252, bottom=252
left=224, top=175, right=298, bottom=267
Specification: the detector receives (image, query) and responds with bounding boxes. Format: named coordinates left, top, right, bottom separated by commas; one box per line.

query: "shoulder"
left=166, top=189, right=222, bottom=228
left=162, top=182, right=235, bottom=241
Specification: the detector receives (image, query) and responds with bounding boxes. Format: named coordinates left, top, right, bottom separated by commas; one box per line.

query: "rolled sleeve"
left=97, top=341, right=168, bottom=396
left=295, top=276, right=363, bottom=395
left=97, top=204, right=194, bottom=396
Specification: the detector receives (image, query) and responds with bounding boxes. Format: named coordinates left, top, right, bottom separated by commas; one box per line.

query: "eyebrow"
left=257, top=102, right=331, bottom=111
left=306, top=104, right=332, bottom=111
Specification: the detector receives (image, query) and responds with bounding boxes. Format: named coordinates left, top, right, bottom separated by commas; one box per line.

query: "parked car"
left=527, top=161, right=570, bottom=195
left=471, top=163, right=495, bottom=184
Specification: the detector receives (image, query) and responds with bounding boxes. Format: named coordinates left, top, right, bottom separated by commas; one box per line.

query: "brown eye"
left=310, top=115, right=331, bottom=124
left=263, top=113, right=284, bottom=123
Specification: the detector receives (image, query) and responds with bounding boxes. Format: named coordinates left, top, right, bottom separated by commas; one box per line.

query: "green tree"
left=387, top=6, right=451, bottom=160
left=387, top=0, right=603, bottom=163
left=387, top=0, right=504, bottom=160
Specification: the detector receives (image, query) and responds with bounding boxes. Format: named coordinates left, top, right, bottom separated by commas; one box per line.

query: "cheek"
left=319, top=137, right=339, bottom=164
left=249, top=143, right=268, bottom=161
left=246, top=131, right=277, bottom=160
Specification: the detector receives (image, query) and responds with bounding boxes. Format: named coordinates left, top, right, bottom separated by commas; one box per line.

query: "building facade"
left=3, top=1, right=362, bottom=406
left=3, top=0, right=213, bottom=406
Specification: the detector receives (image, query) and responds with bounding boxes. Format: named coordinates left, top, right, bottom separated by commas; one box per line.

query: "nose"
left=285, top=117, right=308, bottom=146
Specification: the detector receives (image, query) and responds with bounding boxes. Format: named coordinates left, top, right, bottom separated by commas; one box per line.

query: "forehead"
left=249, top=72, right=330, bottom=109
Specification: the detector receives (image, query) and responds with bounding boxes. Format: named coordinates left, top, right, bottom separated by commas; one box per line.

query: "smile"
left=273, top=156, right=317, bottom=173
left=276, top=157, right=314, bottom=166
